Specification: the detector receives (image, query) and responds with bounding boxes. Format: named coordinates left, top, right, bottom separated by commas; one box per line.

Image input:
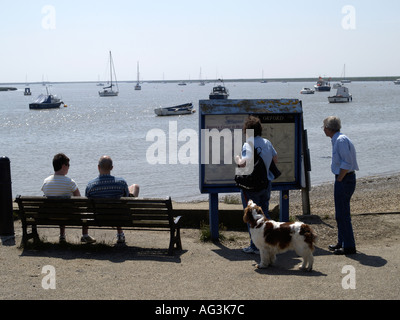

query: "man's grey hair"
left=323, top=116, right=342, bottom=132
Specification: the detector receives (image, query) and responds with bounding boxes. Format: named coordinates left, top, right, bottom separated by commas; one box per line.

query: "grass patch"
left=222, top=194, right=241, bottom=204
left=199, top=221, right=227, bottom=242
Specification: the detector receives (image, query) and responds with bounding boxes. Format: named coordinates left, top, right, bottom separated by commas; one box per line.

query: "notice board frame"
left=199, top=99, right=310, bottom=240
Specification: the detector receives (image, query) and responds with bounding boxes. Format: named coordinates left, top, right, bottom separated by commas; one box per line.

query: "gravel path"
left=1, top=173, right=399, bottom=301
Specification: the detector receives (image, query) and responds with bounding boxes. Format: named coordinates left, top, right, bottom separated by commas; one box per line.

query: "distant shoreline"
left=1, top=76, right=399, bottom=86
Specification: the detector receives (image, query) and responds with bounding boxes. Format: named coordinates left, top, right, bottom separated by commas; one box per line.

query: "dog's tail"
left=300, top=224, right=317, bottom=251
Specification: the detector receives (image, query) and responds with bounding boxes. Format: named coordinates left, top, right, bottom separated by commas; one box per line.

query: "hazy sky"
left=1, top=0, right=399, bottom=83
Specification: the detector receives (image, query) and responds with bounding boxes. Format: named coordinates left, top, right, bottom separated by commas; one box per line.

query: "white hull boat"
left=300, top=87, right=314, bottom=94
left=154, top=103, right=195, bottom=116
left=328, top=86, right=352, bottom=103
left=99, top=51, right=119, bottom=97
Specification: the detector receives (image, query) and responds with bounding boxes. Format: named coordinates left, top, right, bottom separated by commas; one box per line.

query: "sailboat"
left=260, top=69, right=268, bottom=83
left=135, top=61, right=141, bottom=90
left=99, top=51, right=119, bottom=97
left=96, top=75, right=104, bottom=86
left=199, top=68, right=205, bottom=86
left=340, top=64, right=351, bottom=84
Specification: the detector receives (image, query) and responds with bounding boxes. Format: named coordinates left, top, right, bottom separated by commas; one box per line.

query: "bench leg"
left=31, top=225, right=40, bottom=244
left=168, top=226, right=182, bottom=255
left=21, top=223, right=28, bottom=248
left=20, top=225, right=40, bottom=247
left=175, top=227, right=182, bottom=251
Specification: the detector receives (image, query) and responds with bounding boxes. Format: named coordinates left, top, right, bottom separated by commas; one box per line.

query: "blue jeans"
left=241, top=183, right=272, bottom=250
left=334, top=173, right=356, bottom=249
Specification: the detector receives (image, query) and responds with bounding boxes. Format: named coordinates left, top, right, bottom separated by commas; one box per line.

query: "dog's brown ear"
left=243, top=207, right=251, bottom=223
left=243, top=206, right=257, bottom=227
left=256, top=206, right=264, bottom=217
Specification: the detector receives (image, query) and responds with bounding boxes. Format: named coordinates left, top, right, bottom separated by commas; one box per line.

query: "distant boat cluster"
left=8, top=58, right=399, bottom=111
left=299, top=65, right=355, bottom=103
left=300, top=76, right=353, bottom=103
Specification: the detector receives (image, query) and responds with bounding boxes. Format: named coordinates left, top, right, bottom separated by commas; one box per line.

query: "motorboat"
left=328, top=86, right=352, bottom=103
left=24, top=88, right=32, bottom=96
left=209, top=80, right=229, bottom=99
left=154, top=103, right=195, bottom=116
left=394, top=78, right=400, bottom=85
left=99, top=51, right=119, bottom=97
left=314, top=77, right=331, bottom=92
left=29, top=93, right=64, bottom=110
left=300, top=87, right=314, bottom=94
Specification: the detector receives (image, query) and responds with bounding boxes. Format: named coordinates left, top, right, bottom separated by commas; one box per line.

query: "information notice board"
left=199, top=99, right=304, bottom=194
left=199, top=99, right=310, bottom=240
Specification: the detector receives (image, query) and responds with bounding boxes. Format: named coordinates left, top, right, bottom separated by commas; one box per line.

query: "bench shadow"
left=212, top=242, right=327, bottom=277
left=19, top=241, right=185, bottom=264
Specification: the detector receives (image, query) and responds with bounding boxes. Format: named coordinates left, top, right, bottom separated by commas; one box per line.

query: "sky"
left=1, top=0, right=399, bottom=83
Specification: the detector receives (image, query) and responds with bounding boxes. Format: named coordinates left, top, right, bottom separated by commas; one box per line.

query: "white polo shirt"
left=41, top=175, right=78, bottom=197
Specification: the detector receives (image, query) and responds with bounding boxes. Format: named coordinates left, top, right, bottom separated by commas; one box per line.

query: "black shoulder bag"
left=235, top=147, right=269, bottom=191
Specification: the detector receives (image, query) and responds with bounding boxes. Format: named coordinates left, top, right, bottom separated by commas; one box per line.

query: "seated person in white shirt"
left=42, top=153, right=96, bottom=244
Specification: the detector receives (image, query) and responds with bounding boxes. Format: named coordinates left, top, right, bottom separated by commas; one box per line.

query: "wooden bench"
left=15, top=196, right=182, bottom=255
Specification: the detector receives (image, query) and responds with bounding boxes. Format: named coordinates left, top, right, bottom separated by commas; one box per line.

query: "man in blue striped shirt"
left=85, top=156, right=140, bottom=243
left=323, top=116, right=359, bottom=255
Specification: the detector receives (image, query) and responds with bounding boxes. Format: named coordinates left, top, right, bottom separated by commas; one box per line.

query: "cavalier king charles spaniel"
left=243, top=200, right=316, bottom=271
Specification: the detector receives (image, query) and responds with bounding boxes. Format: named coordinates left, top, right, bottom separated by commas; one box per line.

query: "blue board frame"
left=199, top=99, right=305, bottom=240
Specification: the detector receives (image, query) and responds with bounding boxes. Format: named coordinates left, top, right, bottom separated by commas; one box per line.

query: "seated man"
left=42, top=153, right=96, bottom=244
left=85, top=155, right=140, bottom=243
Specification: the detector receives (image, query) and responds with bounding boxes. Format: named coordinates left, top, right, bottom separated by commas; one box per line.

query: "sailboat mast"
left=109, top=51, right=113, bottom=88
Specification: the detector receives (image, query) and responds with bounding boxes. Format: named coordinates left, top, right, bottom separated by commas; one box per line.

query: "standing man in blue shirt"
left=323, top=116, right=359, bottom=255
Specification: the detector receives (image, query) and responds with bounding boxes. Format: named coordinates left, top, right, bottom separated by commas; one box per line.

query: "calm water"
left=1, top=81, right=399, bottom=201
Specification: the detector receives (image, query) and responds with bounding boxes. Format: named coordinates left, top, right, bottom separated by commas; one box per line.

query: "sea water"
left=1, top=81, right=399, bottom=201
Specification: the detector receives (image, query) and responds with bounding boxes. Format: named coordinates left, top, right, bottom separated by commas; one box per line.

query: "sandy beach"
left=1, top=172, right=399, bottom=302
